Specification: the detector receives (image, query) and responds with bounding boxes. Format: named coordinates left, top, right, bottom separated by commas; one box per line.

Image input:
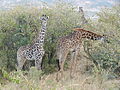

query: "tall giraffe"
left=78, top=7, right=88, bottom=26
left=56, top=28, right=109, bottom=79
left=17, top=15, right=49, bottom=70
left=78, top=7, right=95, bottom=30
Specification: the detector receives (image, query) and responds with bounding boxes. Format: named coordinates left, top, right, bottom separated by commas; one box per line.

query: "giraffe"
left=56, top=28, right=109, bottom=80
left=17, top=14, right=49, bottom=70
left=78, top=7, right=95, bottom=30
left=78, top=7, right=88, bottom=26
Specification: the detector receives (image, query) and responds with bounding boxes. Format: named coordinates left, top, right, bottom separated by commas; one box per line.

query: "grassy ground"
left=0, top=67, right=120, bottom=90
left=0, top=47, right=120, bottom=90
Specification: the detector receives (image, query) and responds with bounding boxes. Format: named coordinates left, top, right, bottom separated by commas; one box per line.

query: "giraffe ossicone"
left=17, top=14, right=49, bottom=70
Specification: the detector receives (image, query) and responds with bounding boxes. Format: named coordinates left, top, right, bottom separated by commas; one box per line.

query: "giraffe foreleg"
left=35, top=51, right=45, bottom=70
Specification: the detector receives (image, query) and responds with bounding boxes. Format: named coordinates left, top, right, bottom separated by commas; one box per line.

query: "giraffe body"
left=57, top=28, right=105, bottom=63
left=17, top=15, right=49, bottom=70
left=56, top=28, right=108, bottom=80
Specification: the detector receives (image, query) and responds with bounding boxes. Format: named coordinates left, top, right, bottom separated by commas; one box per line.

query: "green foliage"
left=0, top=68, right=21, bottom=84
left=28, top=67, right=43, bottom=80
left=0, top=1, right=120, bottom=79
left=86, top=5, right=120, bottom=76
left=0, top=1, right=83, bottom=73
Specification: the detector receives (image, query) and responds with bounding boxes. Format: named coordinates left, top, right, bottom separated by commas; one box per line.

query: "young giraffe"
left=17, top=15, right=49, bottom=70
left=56, top=28, right=108, bottom=79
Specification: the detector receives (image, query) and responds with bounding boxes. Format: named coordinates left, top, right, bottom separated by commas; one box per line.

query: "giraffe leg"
left=56, top=51, right=68, bottom=81
left=35, top=51, right=45, bottom=70
left=35, top=59, right=42, bottom=70
left=70, top=50, right=79, bottom=78
left=57, top=60, right=65, bottom=81
left=70, top=51, right=76, bottom=78
left=17, top=57, right=26, bottom=71
left=73, top=50, right=79, bottom=72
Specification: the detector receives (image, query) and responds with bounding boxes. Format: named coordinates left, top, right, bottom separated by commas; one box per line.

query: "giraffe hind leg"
left=17, top=56, right=26, bottom=71
left=56, top=51, right=68, bottom=81
left=70, top=50, right=79, bottom=78
left=56, top=59, right=60, bottom=71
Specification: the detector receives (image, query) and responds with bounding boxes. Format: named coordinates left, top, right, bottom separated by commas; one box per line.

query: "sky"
left=0, top=0, right=119, bottom=17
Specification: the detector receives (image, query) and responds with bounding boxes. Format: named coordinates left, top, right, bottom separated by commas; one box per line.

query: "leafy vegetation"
left=0, top=1, right=120, bottom=90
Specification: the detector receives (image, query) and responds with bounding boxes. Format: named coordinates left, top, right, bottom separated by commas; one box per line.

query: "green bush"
left=0, top=1, right=119, bottom=78
left=0, top=2, right=83, bottom=72
left=85, top=5, right=120, bottom=77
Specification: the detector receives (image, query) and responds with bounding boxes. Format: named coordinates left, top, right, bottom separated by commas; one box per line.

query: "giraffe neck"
left=81, top=31, right=102, bottom=40
left=75, top=29, right=103, bottom=40
left=35, top=21, right=47, bottom=46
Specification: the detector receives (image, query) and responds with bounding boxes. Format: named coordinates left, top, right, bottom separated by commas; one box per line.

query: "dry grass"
left=0, top=69, right=120, bottom=90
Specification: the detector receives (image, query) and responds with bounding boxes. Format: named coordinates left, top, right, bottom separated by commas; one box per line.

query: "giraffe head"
left=100, top=35, right=110, bottom=43
left=40, top=14, right=49, bottom=22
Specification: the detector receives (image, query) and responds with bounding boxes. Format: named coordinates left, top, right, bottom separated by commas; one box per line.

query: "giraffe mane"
left=73, top=28, right=102, bottom=37
left=73, top=28, right=91, bottom=32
